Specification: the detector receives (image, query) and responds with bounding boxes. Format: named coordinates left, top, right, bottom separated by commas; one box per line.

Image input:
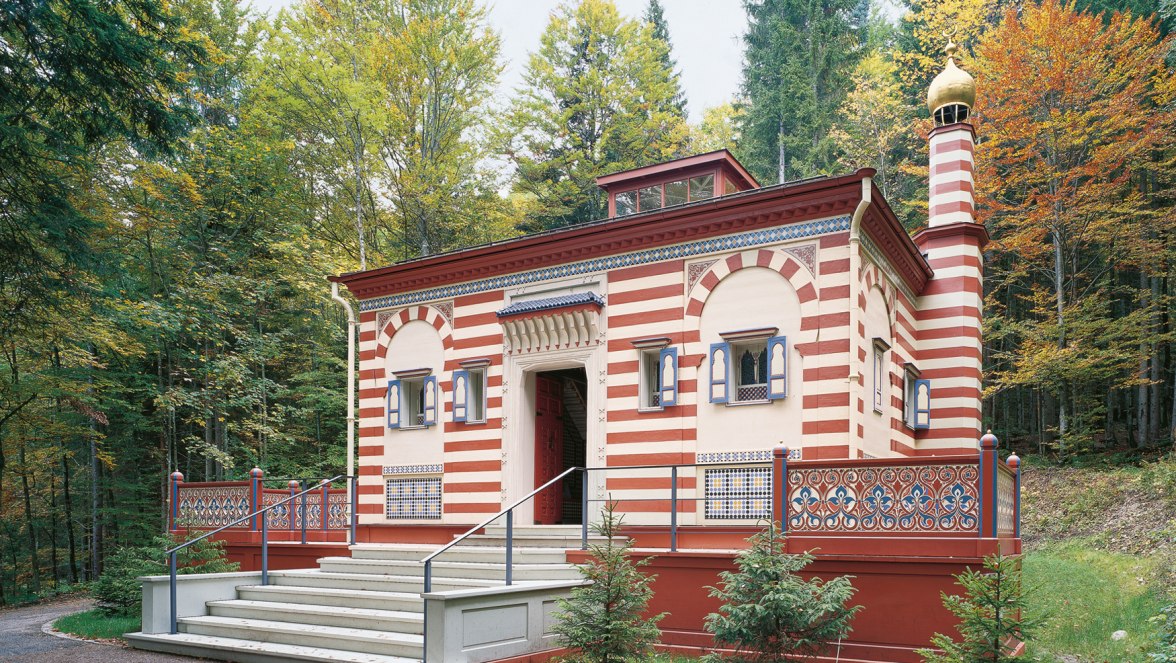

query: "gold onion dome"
left=927, top=40, right=976, bottom=117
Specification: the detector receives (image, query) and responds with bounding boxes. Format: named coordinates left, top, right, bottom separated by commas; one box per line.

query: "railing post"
left=773, top=446, right=789, bottom=531
left=670, top=466, right=678, bottom=552
left=168, top=550, right=178, bottom=634
left=505, top=509, right=513, bottom=586
left=1008, top=453, right=1021, bottom=539
left=300, top=482, right=308, bottom=544
left=261, top=504, right=269, bottom=586
left=288, top=480, right=299, bottom=531
left=979, top=430, right=999, bottom=538
left=350, top=476, right=358, bottom=545
left=169, top=471, right=183, bottom=532
left=423, top=559, right=432, bottom=663
left=321, top=480, right=329, bottom=532
left=249, top=467, right=263, bottom=531
left=580, top=468, right=588, bottom=551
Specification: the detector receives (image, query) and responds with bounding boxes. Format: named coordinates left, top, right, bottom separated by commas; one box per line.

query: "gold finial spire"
left=927, top=33, right=976, bottom=125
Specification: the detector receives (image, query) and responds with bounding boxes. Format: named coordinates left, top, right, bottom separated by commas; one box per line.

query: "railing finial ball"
left=980, top=430, right=999, bottom=449
left=170, top=471, right=184, bottom=482
left=250, top=467, right=264, bottom=478
left=1007, top=453, right=1020, bottom=469
left=288, top=480, right=301, bottom=490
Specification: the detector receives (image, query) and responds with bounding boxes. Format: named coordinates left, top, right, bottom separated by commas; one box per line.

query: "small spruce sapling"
left=917, top=554, right=1040, bottom=663
left=552, top=501, right=665, bottom=663
left=704, top=522, right=860, bottom=662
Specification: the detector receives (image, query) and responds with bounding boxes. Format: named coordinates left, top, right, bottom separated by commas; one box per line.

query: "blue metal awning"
left=496, top=292, right=604, bottom=317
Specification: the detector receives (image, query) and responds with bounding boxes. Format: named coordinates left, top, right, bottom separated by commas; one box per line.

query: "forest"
left=0, top=0, right=1173, bottom=603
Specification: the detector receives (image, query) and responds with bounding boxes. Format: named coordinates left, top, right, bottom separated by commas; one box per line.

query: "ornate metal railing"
left=163, top=474, right=357, bottom=635
left=169, top=469, right=351, bottom=536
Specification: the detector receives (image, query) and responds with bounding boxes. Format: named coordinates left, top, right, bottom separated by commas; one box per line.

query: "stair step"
left=236, top=584, right=423, bottom=612
left=317, top=557, right=581, bottom=580
left=179, top=615, right=423, bottom=659
left=269, top=569, right=495, bottom=593
left=207, top=599, right=423, bottom=634
left=349, top=543, right=570, bottom=564
left=456, top=534, right=617, bottom=548
left=126, top=631, right=419, bottom=663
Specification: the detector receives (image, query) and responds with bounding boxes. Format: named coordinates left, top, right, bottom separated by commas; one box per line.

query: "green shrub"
left=1150, top=603, right=1176, bottom=663
left=92, top=532, right=237, bottom=616
left=704, top=523, right=859, bottom=662
left=918, top=554, right=1040, bottom=663
left=552, top=502, right=665, bottom=663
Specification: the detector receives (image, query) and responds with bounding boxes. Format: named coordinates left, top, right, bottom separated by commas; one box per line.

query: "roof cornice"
left=331, top=170, right=932, bottom=301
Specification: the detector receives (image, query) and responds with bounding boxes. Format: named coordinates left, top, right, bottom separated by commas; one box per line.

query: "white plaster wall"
left=696, top=267, right=803, bottom=454
left=380, top=319, right=445, bottom=469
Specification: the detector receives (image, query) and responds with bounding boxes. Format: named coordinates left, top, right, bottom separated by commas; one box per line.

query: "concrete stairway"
left=128, top=525, right=602, bottom=663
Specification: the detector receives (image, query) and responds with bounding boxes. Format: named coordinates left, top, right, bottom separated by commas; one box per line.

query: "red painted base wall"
left=194, top=523, right=1021, bottom=663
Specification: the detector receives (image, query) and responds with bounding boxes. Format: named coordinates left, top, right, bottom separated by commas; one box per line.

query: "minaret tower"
left=912, top=40, right=987, bottom=453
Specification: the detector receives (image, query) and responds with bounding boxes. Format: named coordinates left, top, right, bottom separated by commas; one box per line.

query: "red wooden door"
left=534, top=375, right=564, bottom=525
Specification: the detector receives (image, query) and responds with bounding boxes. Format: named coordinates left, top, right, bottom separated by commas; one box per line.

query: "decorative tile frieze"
left=385, top=476, right=442, bottom=520
left=787, top=463, right=980, bottom=533
left=704, top=466, right=773, bottom=520
left=360, top=215, right=852, bottom=311
left=382, top=464, right=443, bottom=475
left=861, top=233, right=916, bottom=301
left=696, top=448, right=799, bottom=464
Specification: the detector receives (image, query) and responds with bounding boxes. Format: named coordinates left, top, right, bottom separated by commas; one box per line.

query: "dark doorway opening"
left=533, top=367, right=588, bottom=525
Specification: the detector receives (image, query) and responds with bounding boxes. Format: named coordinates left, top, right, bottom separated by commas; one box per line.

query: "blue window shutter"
left=914, top=379, right=931, bottom=429
left=767, top=336, right=788, bottom=399
left=422, top=375, right=438, bottom=427
left=386, top=380, right=401, bottom=429
left=658, top=347, right=678, bottom=407
left=709, top=343, right=730, bottom=404
left=452, top=370, right=469, bottom=423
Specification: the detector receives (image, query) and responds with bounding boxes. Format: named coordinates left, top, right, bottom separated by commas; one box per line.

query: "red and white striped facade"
left=334, top=136, right=987, bottom=528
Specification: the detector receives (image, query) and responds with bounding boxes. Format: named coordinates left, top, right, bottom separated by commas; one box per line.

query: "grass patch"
left=1024, top=541, right=1167, bottom=662
left=55, top=608, right=139, bottom=641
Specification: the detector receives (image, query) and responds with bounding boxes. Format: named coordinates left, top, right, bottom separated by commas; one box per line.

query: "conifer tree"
left=705, top=523, right=860, bottom=661
left=552, top=502, right=665, bottom=663
left=736, top=0, right=865, bottom=185
left=643, top=0, right=687, bottom=117
left=503, top=0, right=690, bottom=231
left=917, top=555, right=1040, bottom=663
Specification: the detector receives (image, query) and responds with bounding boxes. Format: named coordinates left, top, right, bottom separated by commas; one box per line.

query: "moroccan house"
left=131, top=42, right=1019, bottom=663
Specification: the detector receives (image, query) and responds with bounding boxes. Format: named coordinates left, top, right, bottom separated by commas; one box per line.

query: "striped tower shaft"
left=913, top=123, right=985, bottom=453
left=928, top=124, right=975, bottom=227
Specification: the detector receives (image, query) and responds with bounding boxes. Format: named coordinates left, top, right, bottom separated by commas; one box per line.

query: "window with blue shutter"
left=422, top=375, right=438, bottom=427
left=709, top=343, right=730, bottom=403
left=386, top=380, right=401, bottom=429
left=913, top=378, right=931, bottom=429
left=452, top=370, right=469, bottom=423
left=658, top=347, right=678, bottom=407
left=766, top=336, right=787, bottom=399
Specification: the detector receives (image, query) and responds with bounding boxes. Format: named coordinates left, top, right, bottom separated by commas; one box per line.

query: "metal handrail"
left=166, top=474, right=352, bottom=634
left=421, top=465, right=580, bottom=570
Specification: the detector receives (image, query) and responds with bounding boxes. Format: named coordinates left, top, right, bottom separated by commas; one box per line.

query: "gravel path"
left=0, top=597, right=195, bottom=662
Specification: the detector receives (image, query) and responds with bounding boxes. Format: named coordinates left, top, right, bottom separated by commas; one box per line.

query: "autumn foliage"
left=975, top=0, right=1176, bottom=450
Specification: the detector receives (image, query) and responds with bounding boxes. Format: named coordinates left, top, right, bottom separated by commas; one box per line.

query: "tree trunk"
left=63, top=455, right=78, bottom=584
left=1149, top=275, right=1162, bottom=444
left=19, top=440, right=41, bottom=593
left=1053, top=232, right=1068, bottom=442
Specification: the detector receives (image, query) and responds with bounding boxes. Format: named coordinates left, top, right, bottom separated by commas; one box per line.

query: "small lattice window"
left=704, top=466, right=772, bottom=520
left=385, top=476, right=442, bottom=520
